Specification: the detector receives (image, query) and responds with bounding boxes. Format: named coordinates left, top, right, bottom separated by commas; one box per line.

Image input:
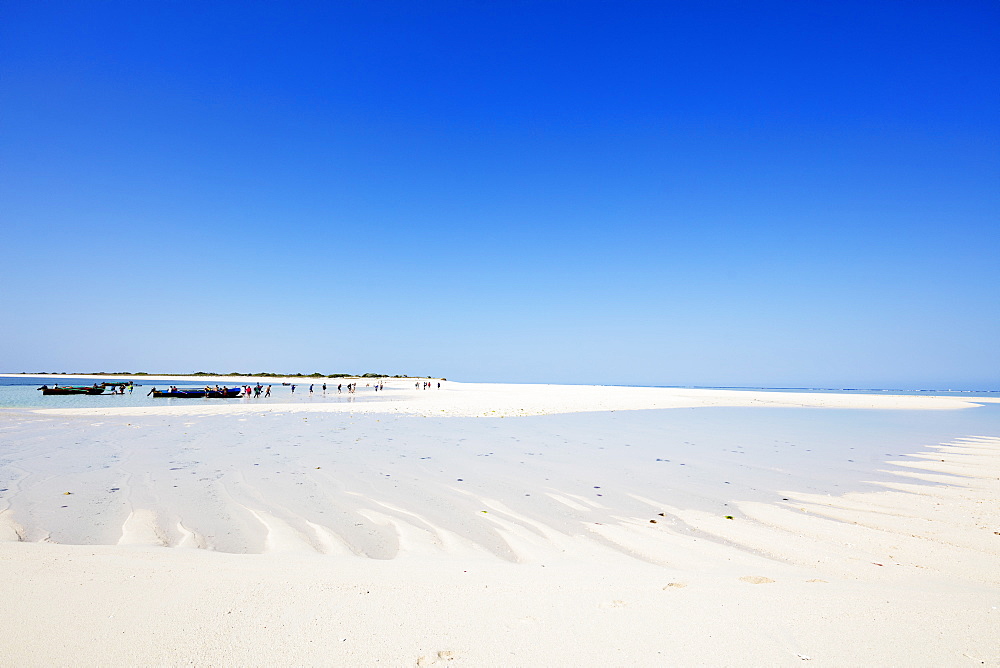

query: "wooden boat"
left=151, top=387, right=242, bottom=399
left=38, top=385, right=106, bottom=395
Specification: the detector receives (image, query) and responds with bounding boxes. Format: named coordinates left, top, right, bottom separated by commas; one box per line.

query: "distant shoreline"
left=1, top=373, right=995, bottom=395
left=0, top=372, right=443, bottom=382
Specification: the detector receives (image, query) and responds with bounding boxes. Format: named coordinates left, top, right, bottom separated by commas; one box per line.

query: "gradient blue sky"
left=2, top=1, right=998, bottom=387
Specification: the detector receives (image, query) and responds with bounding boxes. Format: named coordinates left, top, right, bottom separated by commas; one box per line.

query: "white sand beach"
left=0, top=381, right=997, bottom=666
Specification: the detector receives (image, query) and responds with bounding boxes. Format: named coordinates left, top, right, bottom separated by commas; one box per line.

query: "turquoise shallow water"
left=0, top=401, right=997, bottom=550
left=644, top=384, right=1000, bottom=397
left=0, top=377, right=389, bottom=409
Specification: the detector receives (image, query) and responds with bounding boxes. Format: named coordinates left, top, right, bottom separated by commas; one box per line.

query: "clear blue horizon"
left=2, top=2, right=998, bottom=389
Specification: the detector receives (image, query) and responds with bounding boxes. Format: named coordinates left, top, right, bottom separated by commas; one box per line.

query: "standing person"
left=265, top=385, right=271, bottom=397
left=322, top=383, right=327, bottom=393
left=437, top=382, right=441, bottom=389
left=415, top=382, right=420, bottom=390
left=337, top=383, right=342, bottom=393
left=291, top=384, right=296, bottom=393
left=309, top=384, right=314, bottom=394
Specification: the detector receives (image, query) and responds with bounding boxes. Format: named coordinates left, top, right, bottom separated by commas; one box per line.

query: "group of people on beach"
left=302, top=381, right=386, bottom=394
left=140, top=379, right=433, bottom=399
left=296, top=381, right=388, bottom=394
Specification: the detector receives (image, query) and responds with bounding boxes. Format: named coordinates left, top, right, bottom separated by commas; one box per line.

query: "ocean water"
left=0, top=376, right=386, bottom=409
left=645, top=384, right=1000, bottom=397
left=1, top=398, right=997, bottom=551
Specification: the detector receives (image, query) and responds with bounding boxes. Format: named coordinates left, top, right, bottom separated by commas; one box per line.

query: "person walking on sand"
left=265, top=385, right=271, bottom=397
left=322, top=383, right=327, bottom=393
left=291, top=384, right=296, bottom=393
left=337, top=383, right=342, bottom=393
left=309, top=384, right=314, bottom=394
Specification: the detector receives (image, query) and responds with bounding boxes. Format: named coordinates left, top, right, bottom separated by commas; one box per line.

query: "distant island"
left=15, top=371, right=445, bottom=380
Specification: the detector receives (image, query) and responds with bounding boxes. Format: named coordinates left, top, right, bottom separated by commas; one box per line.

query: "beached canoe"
left=38, top=385, right=106, bottom=395
left=152, top=388, right=243, bottom=399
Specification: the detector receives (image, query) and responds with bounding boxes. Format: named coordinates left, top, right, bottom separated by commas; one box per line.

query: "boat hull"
left=152, top=389, right=242, bottom=399
left=40, top=387, right=105, bottom=395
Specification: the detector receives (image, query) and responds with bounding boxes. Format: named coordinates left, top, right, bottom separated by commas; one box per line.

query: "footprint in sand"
left=416, top=650, right=455, bottom=666
left=663, top=582, right=688, bottom=589
left=739, top=575, right=775, bottom=584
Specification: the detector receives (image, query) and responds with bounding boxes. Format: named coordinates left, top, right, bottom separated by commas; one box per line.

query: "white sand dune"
left=0, top=382, right=997, bottom=665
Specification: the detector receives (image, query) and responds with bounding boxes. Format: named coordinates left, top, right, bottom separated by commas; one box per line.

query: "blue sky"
left=2, top=1, right=998, bottom=387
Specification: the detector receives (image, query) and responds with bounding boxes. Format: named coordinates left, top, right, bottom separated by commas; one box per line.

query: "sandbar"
left=0, top=381, right=997, bottom=665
